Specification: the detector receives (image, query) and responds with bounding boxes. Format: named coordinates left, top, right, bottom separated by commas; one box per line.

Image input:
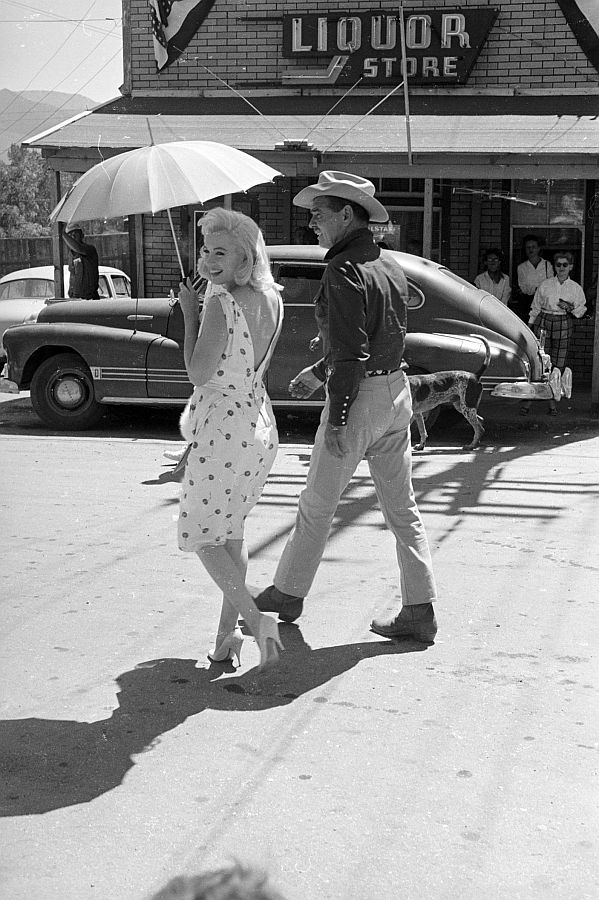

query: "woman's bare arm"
left=179, top=279, right=228, bottom=386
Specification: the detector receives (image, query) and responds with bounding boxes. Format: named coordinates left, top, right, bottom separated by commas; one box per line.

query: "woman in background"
left=516, top=234, right=553, bottom=322
left=474, top=248, right=512, bottom=305
left=522, top=250, right=586, bottom=416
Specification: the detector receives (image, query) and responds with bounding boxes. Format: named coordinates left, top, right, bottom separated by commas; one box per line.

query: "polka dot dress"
left=178, top=283, right=283, bottom=551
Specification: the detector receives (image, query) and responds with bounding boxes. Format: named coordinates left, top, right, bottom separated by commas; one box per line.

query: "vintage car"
left=1, top=246, right=547, bottom=429
left=0, top=264, right=131, bottom=360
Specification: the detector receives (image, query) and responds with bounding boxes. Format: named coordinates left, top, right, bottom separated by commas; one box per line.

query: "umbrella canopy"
left=51, top=141, right=282, bottom=222
left=50, top=141, right=282, bottom=275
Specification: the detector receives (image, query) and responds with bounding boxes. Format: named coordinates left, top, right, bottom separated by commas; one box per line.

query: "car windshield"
left=112, top=275, right=131, bottom=297
left=0, top=278, right=54, bottom=300
left=277, top=264, right=324, bottom=304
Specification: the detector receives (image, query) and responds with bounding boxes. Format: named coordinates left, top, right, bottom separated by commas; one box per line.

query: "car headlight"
left=22, top=312, right=39, bottom=325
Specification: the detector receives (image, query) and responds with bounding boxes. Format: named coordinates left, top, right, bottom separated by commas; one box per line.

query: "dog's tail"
left=471, top=335, right=492, bottom=379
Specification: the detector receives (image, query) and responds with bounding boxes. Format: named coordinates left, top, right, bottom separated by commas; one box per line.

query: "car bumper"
left=0, top=377, right=20, bottom=394
left=492, top=368, right=562, bottom=401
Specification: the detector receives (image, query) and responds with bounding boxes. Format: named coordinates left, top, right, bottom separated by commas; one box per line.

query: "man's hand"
left=288, top=366, right=323, bottom=399
left=324, top=423, right=349, bottom=459
left=558, top=299, right=574, bottom=312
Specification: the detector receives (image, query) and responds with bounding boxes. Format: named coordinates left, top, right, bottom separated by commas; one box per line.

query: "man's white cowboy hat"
left=293, top=171, right=389, bottom=223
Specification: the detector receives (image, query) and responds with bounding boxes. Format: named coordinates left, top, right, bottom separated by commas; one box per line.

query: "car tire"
left=30, top=352, right=103, bottom=429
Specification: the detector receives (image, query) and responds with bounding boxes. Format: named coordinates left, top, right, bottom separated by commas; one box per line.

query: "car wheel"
left=30, top=353, right=103, bottom=429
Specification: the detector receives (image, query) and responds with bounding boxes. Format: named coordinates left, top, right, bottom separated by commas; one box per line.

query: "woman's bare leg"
left=198, top=542, right=262, bottom=637
left=212, top=539, right=248, bottom=641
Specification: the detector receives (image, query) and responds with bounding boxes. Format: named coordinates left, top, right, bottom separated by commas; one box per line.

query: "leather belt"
left=365, top=368, right=400, bottom=378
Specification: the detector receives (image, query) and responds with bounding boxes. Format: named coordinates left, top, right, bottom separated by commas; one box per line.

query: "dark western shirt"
left=68, top=242, right=99, bottom=299
left=310, top=228, right=408, bottom=426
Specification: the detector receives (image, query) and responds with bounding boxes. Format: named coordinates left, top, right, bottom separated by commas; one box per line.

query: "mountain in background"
left=0, top=90, right=103, bottom=160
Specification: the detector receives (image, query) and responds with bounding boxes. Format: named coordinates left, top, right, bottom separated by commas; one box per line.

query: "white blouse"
left=529, top=276, right=587, bottom=324
left=517, top=258, right=554, bottom=295
left=474, top=271, right=512, bottom=305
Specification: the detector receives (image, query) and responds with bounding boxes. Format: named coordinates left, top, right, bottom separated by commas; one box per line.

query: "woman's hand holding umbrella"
left=178, top=277, right=200, bottom=319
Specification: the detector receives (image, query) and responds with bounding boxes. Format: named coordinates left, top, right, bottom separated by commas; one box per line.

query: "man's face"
left=525, top=240, right=540, bottom=260
left=309, top=197, right=348, bottom=248
left=486, top=254, right=501, bottom=274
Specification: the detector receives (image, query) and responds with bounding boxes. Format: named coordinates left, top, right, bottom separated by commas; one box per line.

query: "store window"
left=511, top=179, right=585, bottom=284
left=372, top=178, right=442, bottom=260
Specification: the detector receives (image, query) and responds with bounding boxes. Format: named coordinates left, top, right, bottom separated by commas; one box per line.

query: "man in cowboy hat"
left=63, top=224, right=100, bottom=299
left=255, top=171, right=438, bottom=643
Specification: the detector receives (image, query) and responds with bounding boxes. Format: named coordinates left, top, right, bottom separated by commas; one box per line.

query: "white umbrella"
left=50, top=140, right=282, bottom=276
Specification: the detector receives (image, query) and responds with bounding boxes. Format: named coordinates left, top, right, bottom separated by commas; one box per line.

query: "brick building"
left=27, top=0, right=599, bottom=383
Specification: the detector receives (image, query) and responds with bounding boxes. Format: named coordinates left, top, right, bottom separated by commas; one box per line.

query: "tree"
left=0, top=145, right=54, bottom=237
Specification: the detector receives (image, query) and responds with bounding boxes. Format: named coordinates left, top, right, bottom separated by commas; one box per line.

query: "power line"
left=2, top=0, right=121, bottom=39
left=0, top=0, right=97, bottom=123
left=1, top=43, right=123, bottom=156
left=3, top=18, right=121, bottom=23
left=0, top=4, right=122, bottom=153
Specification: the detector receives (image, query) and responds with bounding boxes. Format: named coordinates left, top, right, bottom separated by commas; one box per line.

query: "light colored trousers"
left=274, top=370, right=437, bottom=605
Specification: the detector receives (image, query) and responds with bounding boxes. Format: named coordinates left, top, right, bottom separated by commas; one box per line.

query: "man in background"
left=63, top=225, right=99, bottom=299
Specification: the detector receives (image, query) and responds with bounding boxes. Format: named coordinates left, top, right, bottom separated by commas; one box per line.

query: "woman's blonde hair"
left=197, top=207, right=275, bottom=292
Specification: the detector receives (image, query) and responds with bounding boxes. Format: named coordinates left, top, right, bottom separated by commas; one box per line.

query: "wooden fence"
left=0, top=234, right=130, bottom=278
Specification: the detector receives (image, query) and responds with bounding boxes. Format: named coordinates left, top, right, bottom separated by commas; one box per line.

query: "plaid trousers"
left=534, top=312, right=572, bottom=370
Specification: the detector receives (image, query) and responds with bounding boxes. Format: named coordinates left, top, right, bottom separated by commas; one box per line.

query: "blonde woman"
left=177, top=208, right=283, bottom=668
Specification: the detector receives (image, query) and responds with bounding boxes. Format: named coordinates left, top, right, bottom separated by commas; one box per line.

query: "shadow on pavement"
left=0, top=394, right=319, bottom=443
left=0, top=626, right=426, bottom=817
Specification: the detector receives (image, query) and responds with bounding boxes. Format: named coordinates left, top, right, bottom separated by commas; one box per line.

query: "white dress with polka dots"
left=178, top=283, right=283, bottom=551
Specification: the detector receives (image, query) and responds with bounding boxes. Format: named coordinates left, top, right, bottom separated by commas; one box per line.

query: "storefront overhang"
left=26, top=111, right=599, bottom=180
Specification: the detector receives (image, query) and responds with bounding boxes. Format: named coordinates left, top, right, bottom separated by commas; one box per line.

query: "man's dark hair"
left=322, top=195, right=370, bottom=224
left=523, top=233, right=543, bottom=248
left=483, top=247, right=504, bottom=263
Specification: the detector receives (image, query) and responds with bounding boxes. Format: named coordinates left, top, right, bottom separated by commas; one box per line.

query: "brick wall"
left=130, top=0, right=597, bottom=94
left=143, top=211, right=182, bottom=295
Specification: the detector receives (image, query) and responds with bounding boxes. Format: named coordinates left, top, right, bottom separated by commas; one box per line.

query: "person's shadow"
left=0, top=627, right=427, bottom=816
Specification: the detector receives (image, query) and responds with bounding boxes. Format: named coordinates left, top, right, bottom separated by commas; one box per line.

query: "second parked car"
left=0, top=264, right=131, bottom=359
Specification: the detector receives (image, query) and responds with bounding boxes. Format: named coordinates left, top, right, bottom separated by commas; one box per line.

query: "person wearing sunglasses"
left=522, top=251, right=586, bottom=415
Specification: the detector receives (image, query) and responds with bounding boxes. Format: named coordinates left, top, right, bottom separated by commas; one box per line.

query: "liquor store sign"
left=282, top=8, right=498, bottom=85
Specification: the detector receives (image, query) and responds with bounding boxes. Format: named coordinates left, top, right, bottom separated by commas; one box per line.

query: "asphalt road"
left=1, top=394, right=598, bottom=900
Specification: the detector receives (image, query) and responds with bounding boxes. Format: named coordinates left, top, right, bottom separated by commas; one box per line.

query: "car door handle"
left=127, top=314, right=153, bottom=321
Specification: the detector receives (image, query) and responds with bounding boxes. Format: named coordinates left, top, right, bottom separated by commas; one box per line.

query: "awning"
left=25, top=110, right=599, bottom=179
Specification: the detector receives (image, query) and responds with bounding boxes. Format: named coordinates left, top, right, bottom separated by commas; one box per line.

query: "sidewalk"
left=481, top=386, right=598, bottom=432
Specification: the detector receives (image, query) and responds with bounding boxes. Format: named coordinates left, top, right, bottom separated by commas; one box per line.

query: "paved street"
left=1, top=393, right=598, bottom=900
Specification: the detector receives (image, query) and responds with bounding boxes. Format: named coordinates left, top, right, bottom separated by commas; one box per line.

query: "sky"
left=0, top=0, right=124, bottom=103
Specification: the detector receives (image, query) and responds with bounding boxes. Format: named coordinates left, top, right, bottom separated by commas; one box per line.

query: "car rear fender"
left=404, top=332, right=490, bottom=376
left=4, top=323, right=160, bottom=393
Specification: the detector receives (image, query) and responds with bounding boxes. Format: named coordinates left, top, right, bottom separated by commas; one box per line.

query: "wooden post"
left=469, top=196, right=482, bottom=280
left=423, top=178, right=433, bottom=259
left=50, top=170, right=65, bottom=297
left=591, top=279, right=599, bottom=416
left=134, top=215, right=145, bottom=297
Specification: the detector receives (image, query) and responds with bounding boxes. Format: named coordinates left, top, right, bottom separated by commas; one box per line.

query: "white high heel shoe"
left=207, top=629, right=243, bottom=666
left=255, top=615, right=283, bottom=670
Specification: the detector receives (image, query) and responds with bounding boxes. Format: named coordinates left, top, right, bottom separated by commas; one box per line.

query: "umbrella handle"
left=167, top=208, right=185, bottom=279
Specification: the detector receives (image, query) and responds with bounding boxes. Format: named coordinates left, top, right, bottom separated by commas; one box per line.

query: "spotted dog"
left=408, top=338, right=491, bottom=451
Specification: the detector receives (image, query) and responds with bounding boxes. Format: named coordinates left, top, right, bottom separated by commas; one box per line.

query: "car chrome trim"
left=100, top=397, right=187, bottom=405
left=271, top=399, right=323, bottom=406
